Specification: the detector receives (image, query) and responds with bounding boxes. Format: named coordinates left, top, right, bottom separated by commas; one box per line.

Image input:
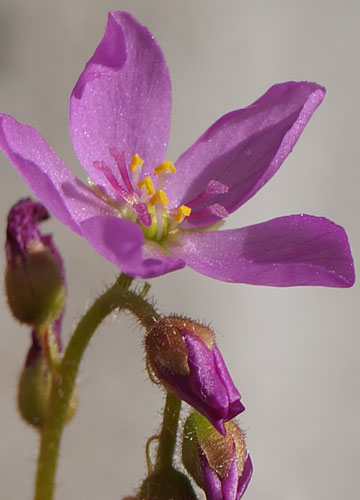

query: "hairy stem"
left=34, top=274, right=158, bottom=500
left=154, top=392, right=182, bottom=471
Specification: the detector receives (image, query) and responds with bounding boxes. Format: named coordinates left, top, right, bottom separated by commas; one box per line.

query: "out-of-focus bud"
left=5, top=198, right=65, bottom=326
left=18, top=330, right=76, bottom=429
left=145, top=316, right=244, bottom=435
left=18, top=331, right=51, bottom=428
left=182, top=411, right=252, bottom=500
left=138, top=467, right=198, bottom=500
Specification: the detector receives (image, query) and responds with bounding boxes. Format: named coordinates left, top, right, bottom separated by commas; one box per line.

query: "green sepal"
left=18, top=352, right=77, bottom=429
left=6, top=250, right=65, bottom=327
left=138, top=467, right=198, bottom=500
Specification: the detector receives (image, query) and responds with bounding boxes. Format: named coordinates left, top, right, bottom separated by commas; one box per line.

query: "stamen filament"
left=155, top=204, right=164, bottom=240
left=154, top=161, right=176, bottom=192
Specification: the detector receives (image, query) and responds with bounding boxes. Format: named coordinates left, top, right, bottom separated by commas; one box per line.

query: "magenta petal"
left=236, top=456, right=253, bottom=500
left=201, top=453, right=252, bottom=500
left=169, top=215, right=355, bottom=286
left=80, top=215, right=184, bottom=278
left=70, top=11, right=171, bottom=196
left=222, top=456, right=241, bottom=500
left=169, top=82, right=325, bottom=228
left=0, top=114, right=111, bottom=235
left=201, top=457, right=223, bottom=500
left=213, top=347, right=245, bottom=417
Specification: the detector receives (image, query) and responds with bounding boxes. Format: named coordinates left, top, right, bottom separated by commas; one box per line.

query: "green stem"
left=34, top=274, right=159, bottom=500
left=154, top=392, right=182, bottom=471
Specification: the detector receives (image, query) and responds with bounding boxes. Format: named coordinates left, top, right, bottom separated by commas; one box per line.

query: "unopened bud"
left=146, top=316, right=244, bottom=434
left=18, top=331, right=76, bottom=428
left=182, top=411, right=252, bottom=500
left=138, top=467, right=198, bottom=500
left=18, top=331, right=51, bottom=428
left=5, top=198, right=65, bottom=326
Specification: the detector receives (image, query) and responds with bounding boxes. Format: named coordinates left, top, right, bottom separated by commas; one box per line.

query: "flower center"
left=90, top=150, right=192, bottom=242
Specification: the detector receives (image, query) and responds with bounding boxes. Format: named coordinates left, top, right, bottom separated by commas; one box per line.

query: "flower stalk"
left=154, top=391, right=182, bottom=471
left=34, top=274, right=159, bottom=500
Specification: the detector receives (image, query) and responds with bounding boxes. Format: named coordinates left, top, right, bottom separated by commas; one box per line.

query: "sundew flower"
left=0, top=12, right=354, bottom=285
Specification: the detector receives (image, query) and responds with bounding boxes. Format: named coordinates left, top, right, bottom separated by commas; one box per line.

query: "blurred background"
left=0, top=0, right=359, bottom=499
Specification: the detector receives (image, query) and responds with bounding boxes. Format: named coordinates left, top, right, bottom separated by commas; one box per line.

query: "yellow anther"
left=175, top=205, right=191, bottom=222
left=150, top=190, right=169, bottom=206
left=130, top=153, right=144, bottom=171
left=154, top=161, right=176, bottom=175
left=138, top=177, right=155, bottom=196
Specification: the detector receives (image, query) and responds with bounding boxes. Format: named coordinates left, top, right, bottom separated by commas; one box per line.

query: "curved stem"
left=154, top=392, right=182, bottom=471
left=34, top=274, right=159, bottom=500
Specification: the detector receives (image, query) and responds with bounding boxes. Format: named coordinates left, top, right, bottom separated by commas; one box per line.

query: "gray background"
left=0, top=0, right=359, bottom=499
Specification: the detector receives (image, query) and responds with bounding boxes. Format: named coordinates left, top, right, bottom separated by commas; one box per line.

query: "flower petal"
left=201, top=456, right=223, bottom=500
left=222, top=454, right=241, bottom=500
left=168, top=82, right=325, bottom=228
left=213, top=347, right=245, bottom=417
left=70, top=11, right=171, bottom=197
left=0, top=114, right=110, bottom=234
left=80, top=215, right=184, bottom=278
left=168, top=215, right=355, bottom=286
left=236, top=456, right=253, bottom=500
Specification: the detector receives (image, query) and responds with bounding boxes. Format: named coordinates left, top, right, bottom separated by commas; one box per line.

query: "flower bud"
left=182, top=411, right=252, bottom=500
left=18, top=330, right=76, bottom=428
left=5, top=198, right=65, bottom=326
left=145, top=316, right=244, bottom=435
left=138, top=467, right=198, bottom=500
left=18, top=331, right=51, bottom=428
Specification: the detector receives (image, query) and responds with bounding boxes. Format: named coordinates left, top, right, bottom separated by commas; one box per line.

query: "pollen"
left=129, top=153, right=144, bottom=171
left=175, top=205, right=191, bottom=222
left=138, top=177, right=155, bottom=196
left=154, top=161, right=176, bottom=175
left=150, top=190, right=169, bottom=206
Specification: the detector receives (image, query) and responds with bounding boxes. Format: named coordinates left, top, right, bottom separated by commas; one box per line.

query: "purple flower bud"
left=5, top=198, right=66, bottom=326
left=6, top=198, right=48, bottom=262
left=145, top=316, right=244, bottom=435
left=182, top=411, right=252, bottom=500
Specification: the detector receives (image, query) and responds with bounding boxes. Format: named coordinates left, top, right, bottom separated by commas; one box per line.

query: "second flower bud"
left=145, top=316, right=244, bottom=435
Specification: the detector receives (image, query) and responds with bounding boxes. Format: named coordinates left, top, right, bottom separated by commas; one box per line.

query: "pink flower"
left=0, top=12, right=354, bottom=285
